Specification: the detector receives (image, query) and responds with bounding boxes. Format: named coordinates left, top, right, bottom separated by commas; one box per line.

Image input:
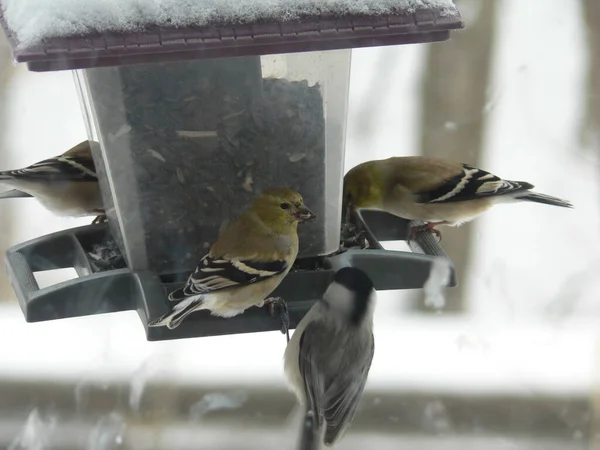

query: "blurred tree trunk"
left=414, top=0, right=498, bottom=312
left=0, top=32, right=15, bottom=302
left=580, top=0, right=600, bottom=152
left=581, top=1, right=600, bottom=446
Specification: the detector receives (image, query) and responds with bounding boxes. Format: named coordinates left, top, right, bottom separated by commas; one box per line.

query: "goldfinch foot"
left=340, top=221, right=368, bottom=250
left=265, top=297, right=290, bottom=342
left=91, top=211, right=107, bottom=225
left=409, top=221, right=446, bottom=243
left=341, top=230, right=368, bottom=250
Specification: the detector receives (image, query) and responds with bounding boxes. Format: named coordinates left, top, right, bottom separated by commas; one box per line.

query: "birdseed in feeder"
left=83, top=57, right=330, bottom=275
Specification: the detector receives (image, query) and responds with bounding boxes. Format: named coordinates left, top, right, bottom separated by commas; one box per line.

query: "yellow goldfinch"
left=148, top=187, right=315, bottom=330
left=343, top=156, right=573, bottom=238
left=0, top=140, right=105, bottom=222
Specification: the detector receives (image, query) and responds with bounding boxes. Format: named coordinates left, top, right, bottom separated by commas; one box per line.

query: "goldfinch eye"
left=280, top=203, right=290, bottom=210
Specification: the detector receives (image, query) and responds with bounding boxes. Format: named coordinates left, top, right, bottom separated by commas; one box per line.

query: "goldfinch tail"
left=147, top=296, right=204, bottom=329
left=514, top=191, right=573, bottom=208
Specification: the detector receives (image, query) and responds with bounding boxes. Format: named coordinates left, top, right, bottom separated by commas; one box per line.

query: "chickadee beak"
left=295, top=206, right=316, bottom=222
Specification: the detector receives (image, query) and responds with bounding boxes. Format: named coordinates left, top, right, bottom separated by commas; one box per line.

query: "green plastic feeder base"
left=5, top=210, right=456, bottom=341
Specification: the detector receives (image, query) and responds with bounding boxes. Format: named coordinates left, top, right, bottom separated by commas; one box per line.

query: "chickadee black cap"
left=332, top=267, right=374, bottom=325
left=333, top=267, right=374, bottom=297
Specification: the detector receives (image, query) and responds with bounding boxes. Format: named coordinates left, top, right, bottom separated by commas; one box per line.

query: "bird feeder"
left=1, top=0, right=463, bottom=341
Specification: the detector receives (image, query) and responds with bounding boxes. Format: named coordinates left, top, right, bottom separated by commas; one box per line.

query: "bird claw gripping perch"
left=265, top=297, right=291, bottom=342
left=408, top=222, right=445, bottom=243
left=91, top=211, right=108, bottom=225
left=339, top=220, right=369, bottom=251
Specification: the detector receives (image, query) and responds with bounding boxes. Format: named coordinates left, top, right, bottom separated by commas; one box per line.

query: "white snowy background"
left=0, top=0, right=599, bottom=448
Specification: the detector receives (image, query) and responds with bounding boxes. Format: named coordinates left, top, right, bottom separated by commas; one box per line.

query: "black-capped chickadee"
left=284, top=267, right=376, bottom=449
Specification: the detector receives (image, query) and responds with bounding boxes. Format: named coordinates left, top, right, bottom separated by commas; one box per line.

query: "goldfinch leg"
left=343, top=204, right=356, bottom=226
left=340, top=215, right=368, bottom=250
left=91, top=210, right=107, bottom=225
left=264, top=297, right=290, bottom=342
left=91, top=215, right=107, bottom=225
left=340, top=227, right=367, bottom=249
left=408, top=221, right=447, bottom=243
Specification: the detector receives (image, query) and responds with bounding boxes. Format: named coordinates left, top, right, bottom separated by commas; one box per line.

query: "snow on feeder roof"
left=0, top=0, right=463, bottom=71
left=1, top=0, right=461, bottom=341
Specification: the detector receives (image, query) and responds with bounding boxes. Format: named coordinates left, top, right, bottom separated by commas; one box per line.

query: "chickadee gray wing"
left=414, top=164, right=532, bottom=204
left=297, top=322, right=328, bottom=423
left=298, top=322, right=375, bottom=446
left=322, top=339, right=374, bottom=445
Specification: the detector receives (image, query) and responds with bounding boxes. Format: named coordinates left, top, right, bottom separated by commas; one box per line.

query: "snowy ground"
left=1, top=419, right=587, bottom=450
left=0, top=0, right=599, bottom=448
left=0, top=305, right=596, bottom=397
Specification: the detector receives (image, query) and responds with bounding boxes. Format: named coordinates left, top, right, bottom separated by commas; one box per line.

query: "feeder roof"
left=0, top=0, right=463, bottom=72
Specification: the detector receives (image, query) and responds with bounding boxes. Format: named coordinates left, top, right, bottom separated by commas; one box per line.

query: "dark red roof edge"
left=0, top=5, right=463, bottom=72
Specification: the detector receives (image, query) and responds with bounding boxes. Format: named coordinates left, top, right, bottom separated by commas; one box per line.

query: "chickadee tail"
left=147, top=295, right=204, bottom=329
left=296, top=406, right=322, bottom=450
left=514, top=191, right=573, bottom=208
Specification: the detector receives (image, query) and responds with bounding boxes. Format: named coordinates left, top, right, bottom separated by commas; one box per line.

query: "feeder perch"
left=1, top=0, right=463, bottom=341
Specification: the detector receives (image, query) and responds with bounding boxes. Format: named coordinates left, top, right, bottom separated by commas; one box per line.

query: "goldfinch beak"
left=295, top=206, right=316, bottom=222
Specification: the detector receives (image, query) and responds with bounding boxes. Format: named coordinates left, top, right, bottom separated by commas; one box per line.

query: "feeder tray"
left=6, top=210, right=456, bottom=341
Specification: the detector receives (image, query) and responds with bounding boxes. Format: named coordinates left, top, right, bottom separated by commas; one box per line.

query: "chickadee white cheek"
left=322, top=282, right=355, bottom=316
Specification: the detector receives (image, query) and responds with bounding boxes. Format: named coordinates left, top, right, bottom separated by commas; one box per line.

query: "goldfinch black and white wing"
left=148, top=255, right=291, bottom=329
left=0, top=141, right=97, bottom=183
left=413, top=164, right=532, bottom=204
left=168, top=254, right=290, bottom=301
